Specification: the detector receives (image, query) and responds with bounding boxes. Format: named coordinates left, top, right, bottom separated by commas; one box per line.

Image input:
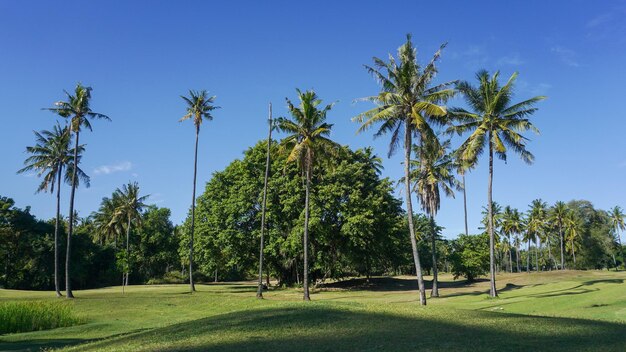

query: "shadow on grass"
left=72, top=305, right=626, bottom=352
left=320, top=277, right=487, bottom=292
left=0, top=329, right=149, bottom=352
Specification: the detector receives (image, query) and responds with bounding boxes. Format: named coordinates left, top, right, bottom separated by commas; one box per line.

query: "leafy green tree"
left=179, top=90, right=219, bottom=292
left=44, top=83, right=109, bottom=298
left=17, top=124, right=88, bottom=296
left=112, top=182, right=149, bottom=289
left=276, top=89, right=340, bottom=301
left=449, top=70, right=544, bottom=296
left=354, top=34, right=455, bottom=305
left=608, top=206, right=625, bottom=268
left=550, top=201, right=568, bottom=270
left=134, top=206, right=178, bottom=281
left=450, top=233, right=490, bottom=281
left=411, top=138, right=459, bottom=297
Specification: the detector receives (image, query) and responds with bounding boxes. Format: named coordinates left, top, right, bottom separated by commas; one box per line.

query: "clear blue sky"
left=2, top=1, right=625, bottom=238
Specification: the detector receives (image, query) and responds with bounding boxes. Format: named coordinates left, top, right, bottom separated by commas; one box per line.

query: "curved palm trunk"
left=65, top=130, right=80, bottom=299
left=54, top=165, right=63, bottom=297
left=430, top=216, right=439, bottom=297
left=559, top=222, right=565, bottom=270
left=189, top=126, right=199, bottom=292
left=487, top=136, right=497, bottom=297
left=257, top=105, right=272, bottom=299
left=462, top=173, right=469, bottom=236
left=404, top=123, right=426, bottom=305
left=302, top=150, right=312, bottom=301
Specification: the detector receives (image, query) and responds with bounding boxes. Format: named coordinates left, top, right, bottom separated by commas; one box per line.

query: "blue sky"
left=1, top=1, right=625, bottom=238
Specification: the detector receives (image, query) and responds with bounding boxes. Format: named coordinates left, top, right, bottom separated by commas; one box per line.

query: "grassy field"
left=1, top=270, right=625, bottom=351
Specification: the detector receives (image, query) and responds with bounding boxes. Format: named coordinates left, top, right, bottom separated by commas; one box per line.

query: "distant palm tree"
left=92, top=195, right=123, bottom=247
left=180, top=90, right=219, bottom=292
left=112, top=182, right=149, bottom=290
left=277, top=89, right=340, bottom=301
left=550, top=201, right=568, bottom=270
left=354, top=34, right=455, bottom=305
left=449, top=70, right=544, bottom=297
left=527, top=199, right=548, bottom=271
left=608, top=206, right=625, bottom=269
left=257, top=103, right=274, bottom=299
left=45, top=83, right=109, bottom=298
left=18, top=124, right=89, bottom=297
left=502, top=206, right=523, bottom=273
left=410, top=138, right=459, bottom=297
left=564, top=211, right=583, bottom=265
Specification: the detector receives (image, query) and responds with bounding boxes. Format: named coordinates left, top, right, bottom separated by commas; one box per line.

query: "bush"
left=0, top=301, right=82, bottom=334
left=449, top=233, right=490, bottom=281
left=146, top=271, right=186, bottom=285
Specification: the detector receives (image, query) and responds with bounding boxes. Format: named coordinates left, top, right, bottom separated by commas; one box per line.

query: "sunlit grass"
left=0, top=301, right=82, bottom=334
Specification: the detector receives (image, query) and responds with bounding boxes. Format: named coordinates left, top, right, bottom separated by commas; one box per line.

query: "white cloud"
left=551, top=46, right=580, bottom=67
left=496, top=53, right=524, bottom=66
left=93, top=161, right=132, bottom=175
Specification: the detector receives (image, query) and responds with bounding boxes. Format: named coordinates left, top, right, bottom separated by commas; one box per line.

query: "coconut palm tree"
left=112, top=182, right=148, bottom=291
left=18, top=124, right=89, bottom=297
left=180, top=90, right=219, bottom=292
left=353, top=34, right=455, bottom=305
left=92, top=195, right=124, bottom=247
left=564, top=211, right=583, bottom=265
left=257, top=103, right=274, bottom=299
left=410, top=138, right=459, bottom=297
left=608, top=206, right=625, bottom=269
left=45, top=83, right=109, bottom=298
left=502, top=206, right=523, bottom=273
left=527, top=199, right=548, bottom=271
left=276, top=89, right=340, bottom=301
left=448, top=70, right=544, bottom=297
left=550, top=201, right=568, bottom=270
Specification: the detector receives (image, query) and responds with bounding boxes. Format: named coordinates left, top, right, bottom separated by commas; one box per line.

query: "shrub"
left=0, top=301, right=82, bottom=334
left=449, top=233, right=490, bottom=281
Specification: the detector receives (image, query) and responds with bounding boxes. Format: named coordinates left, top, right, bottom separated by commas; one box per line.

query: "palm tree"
left=527, top=199, right=547, bottom=271
left=92, top=195, right=124, bottom=247
left=18, top=124, right=89, bottom=297
left=522, top=217, right=536, bottom=273
left=180, top=90, right=219, bottom=292
left=550, top=201, right=568, bottom=270
left=564, top=211, right=583, bottom=265
left=112, top=182, right=148, bottom=291
left=353, top=34, right=455, bottom=305
left=276, top=89, right=340, bottom=301
left=502, top=206, right=523, bottom=273
left=257, top=103, right=274, bottom=299
left=45, top=83, right=109, bottom=298
left=410, top=138, right=459, bottom=297
left=449, top=70, right=544, bottom=297
left=608, top=206, right=625, bottom=269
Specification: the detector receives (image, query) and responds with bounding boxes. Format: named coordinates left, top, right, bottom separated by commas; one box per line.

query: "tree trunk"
left=189, top=126, right=199, bottom=292
left=302, top=149, right=312, bottom=301
left=65, top=130, right=80, bottom=299
left=257, top=104, right=272, bottom=299
left=527, top=239, right=531, bottom=273
left=535, top=240, right=539, bottom=272
left=125, top=215, right=131, bottom=289
left=515, top=244, right=521, bottom=272
left=487, top=135, right=497, bottom=297
left=430, top=216, right=439, bottom=297
left=404, top=121, right=426, bottom=305
left=572, top=240, right=576, bottom=264
left=508, top=235, right=513, bottom=273
left=547, top=237, right=554, bottom=271
left=617, top=231, right=625, bottom=269
left=462, top=173, right=468, bottom=236
left=559, top=221, right=565, bottom=270
left=54, top=165, right=63, bottom=297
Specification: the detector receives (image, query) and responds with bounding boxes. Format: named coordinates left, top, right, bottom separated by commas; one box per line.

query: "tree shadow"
left=0, top=329, right=149, bottom=352
left=320, top=277, right=486, bottom=292
left=69, top=305, right=626, bottom=352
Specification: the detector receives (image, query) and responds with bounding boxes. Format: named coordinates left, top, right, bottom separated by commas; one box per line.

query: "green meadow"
left=1, top=270, right=625, bottom=352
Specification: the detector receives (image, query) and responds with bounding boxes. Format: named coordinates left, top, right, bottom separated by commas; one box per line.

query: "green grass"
left=0, top=301, right=82, bottom=335
left=1, top=270, right=625, bottom=351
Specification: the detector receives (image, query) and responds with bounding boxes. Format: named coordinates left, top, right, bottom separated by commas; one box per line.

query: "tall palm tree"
left=608, top=206, right=625, bottom=269
left=257, top=103, right=274, bottom=299
left=180, top=90, right=219, bottom=292
left=448, top=70, right=544, bottom=297
left=45, top=83, right=109, bottom=298
left=92, top=195, right=123, bottom=247
left=353, top=34, right=455, bottom=305
left=276, top=89, right=340, bottom=301
left=550, top=201, right=568, bottom=270
left=410, top=138, right=459, bottom=297
left=564, top=211, right=583, bottom=265
left=502, top=206, right=523, bottom=273
left=18, top=124, right=89, bottom=297
left=112, top=182, right=148, bottom=291
left=527, top=199, right=548, bottom=271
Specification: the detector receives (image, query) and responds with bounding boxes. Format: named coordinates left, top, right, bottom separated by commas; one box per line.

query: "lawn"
left=1, top=270, right=625, bottom=351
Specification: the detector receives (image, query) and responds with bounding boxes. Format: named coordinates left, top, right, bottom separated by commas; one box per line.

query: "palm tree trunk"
left=125, top=215, right=131, bottom=289
left=189, top=126, right=199, bottom=292
left=515, top=244, right=521, bottom=272
left=559, top=222, right=565, bottom=270
left=487, top=136, right=497, bottom=297
left=302, top=150, right=312, bottom=301
left=462, top=173, right=468, bottom=236
left=54, top=165, right=62, bottom=297
left=65, top=130, right=80, bottom=299
left=404, top=122, right=426, bottom=305
left=572, top=240, right=576, bottom=264
left=430, top=216, right=439, bottom=297
left=527, top=238, right=531, bottom=273
left=617, top=231, right=625, bottom=269
left=535, top=240, right=539, bottom=272
left=257, top=104, right=272, bottom=299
